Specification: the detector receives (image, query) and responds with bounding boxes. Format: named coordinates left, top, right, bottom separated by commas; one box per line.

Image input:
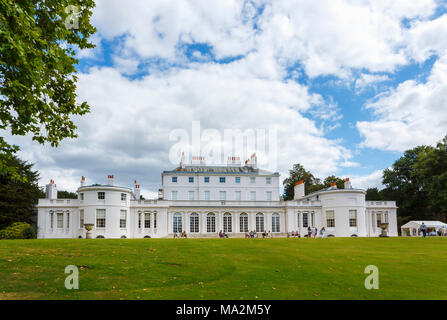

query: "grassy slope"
left=0, top=237, right=446, bottom=300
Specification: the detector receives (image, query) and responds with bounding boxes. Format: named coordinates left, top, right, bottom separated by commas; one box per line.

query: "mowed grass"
left=0, top=237, right=446, bottom=300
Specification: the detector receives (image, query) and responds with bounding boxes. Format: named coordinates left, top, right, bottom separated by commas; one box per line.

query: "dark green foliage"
left=374, top=135, right=447, bottom=224
left=365, top=188, right=383, bottom=200
left=282, top=164, right=346, bottom=200
left=23, top=225, right=37, bottom=239
left=282, top=164, right=321, bottom=200
left=0, top=0, right=96, bottom=180
left=0, top=156, right=42, bottom=229
left=57, top=190, right=78, bottom=199
left=322, top=175, right=345, bottom=189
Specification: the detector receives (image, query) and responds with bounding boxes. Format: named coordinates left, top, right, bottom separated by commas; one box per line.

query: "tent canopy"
left=401, top=221, right=447, bottom=229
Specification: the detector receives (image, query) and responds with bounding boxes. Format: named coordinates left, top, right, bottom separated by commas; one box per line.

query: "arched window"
left=173, top=213, right=182, bottom=233
left=207, top=213, right=216, bottom=233
left=272, top=213, right=280, bottom=233
left=190, top=213, right=199, bottom=233
left=256, top=213, right=264, bottom=232
left=144, top=212, right=151, bottom=228
left=223, top=213, right=232, bottom=232
left=240, top=213, right=248, bottom=232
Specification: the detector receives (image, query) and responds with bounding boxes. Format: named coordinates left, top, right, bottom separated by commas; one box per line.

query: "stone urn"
left=379, top=223, right=389, bottom=237
left=84, top=224, right=94, bottom=239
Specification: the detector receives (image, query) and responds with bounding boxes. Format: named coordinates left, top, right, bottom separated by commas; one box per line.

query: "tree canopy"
left=0, top=0, right=96, bottom=180
left=282, top=164, right=345, bottom=200
left=366, top=135, right=447, bottom=225
left=0, top=155, right=43, bottom=229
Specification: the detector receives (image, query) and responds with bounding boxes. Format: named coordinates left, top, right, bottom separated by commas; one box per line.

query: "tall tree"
left=381, top=145, right=432, bottom=221
left=413, top=135, right=447, bottom=222
left=322, top=175, right=345, bottom=189
left=0, top=0, right=96, bottom=180
left=282, top=164, right=322, bottom=200
left=57, top=190, right=78, bottom=199
left=0, top=156, right=42, bottom=229
left=365, top=187, right=383, bottom=201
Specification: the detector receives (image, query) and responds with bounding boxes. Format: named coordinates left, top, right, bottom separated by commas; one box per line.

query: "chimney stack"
left=245, top=153, right=257, bottom=169
left=344, top=178, right=352, bottom=189
left=158, top=188, right=164, bottom=200
left=134, top=181, right=140, bottom=200
left=45, top=180, right=58, bottom=200
left=180, top=152, right=185, bottom=169
left=107, top=175, right=114, bottom=186
left=227, top=156, right=241, bottom=167
left=192, top=156, right=206, bottom=165
left=80, top=176, right=86, bottom=187
left=330, top=181, right=337, bottom=190
left=294, top=180, right=305, bottom=200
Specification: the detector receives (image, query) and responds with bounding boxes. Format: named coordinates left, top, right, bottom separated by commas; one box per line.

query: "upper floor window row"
left=98, top=192, right=105, bottom=200
left=170, top=176, right=273, bottom=184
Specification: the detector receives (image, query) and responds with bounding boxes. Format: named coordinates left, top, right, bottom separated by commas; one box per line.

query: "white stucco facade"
left=37, top=158, right=398, bottom=239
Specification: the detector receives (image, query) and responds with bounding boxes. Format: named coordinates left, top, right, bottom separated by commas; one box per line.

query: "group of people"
left=244, top=230, right=273, bottom=238
left=288, top=226, right=326, bottom=238
left=419, top=223, right=446, bottom=237
left=218, top=230, right=229, bottom=238
left=173, top=231, right=188, bottom=238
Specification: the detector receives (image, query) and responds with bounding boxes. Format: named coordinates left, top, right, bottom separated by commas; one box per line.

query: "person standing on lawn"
left=419, top=222, right=427, bottom=238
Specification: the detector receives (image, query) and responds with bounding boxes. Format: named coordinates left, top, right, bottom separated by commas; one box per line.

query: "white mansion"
left=37, top=155, right=398, bottom=239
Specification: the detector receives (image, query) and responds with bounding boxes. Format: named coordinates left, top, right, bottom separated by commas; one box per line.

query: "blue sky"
left=10, top=0, right=447, bottom=196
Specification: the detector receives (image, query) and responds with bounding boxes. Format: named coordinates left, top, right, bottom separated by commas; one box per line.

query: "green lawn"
left=0, top=237, right=446, bottom=300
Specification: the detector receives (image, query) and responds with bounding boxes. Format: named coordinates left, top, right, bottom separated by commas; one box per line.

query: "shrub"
left=0, top=222, right=32, bottom=239
left=23, top=225, right=37, bottom=239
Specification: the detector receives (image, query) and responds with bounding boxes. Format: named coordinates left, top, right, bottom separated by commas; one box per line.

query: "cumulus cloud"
left=355, top=74, right=390, bottom=92
left=357, top=52, right=447, bottom=151
left=10, top=58, right=352, bottom=194
left=350, top=170, right=384, bottom=190
left=6, top=0, right=447, bottom=196
left=92, top=0, right=439, bottom=77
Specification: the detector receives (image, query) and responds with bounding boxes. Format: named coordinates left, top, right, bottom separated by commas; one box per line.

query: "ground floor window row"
left=296, top=210, right=362, bottom=229
left=172, top=212, right=281, bottom=233
left=49, top=209, right=144, bottom=230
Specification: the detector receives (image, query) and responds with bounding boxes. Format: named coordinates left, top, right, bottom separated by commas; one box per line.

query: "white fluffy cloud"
left=7, top=0, right=447, bottom=194
left=357, top=52, right=447, bottom=151
left=91, top=0, right=439, bottom=77
left=10, top=56, right=354, bottom=193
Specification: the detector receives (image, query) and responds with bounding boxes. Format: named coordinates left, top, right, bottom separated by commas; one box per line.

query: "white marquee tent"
left=401, top=221, right=447, bottom=237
